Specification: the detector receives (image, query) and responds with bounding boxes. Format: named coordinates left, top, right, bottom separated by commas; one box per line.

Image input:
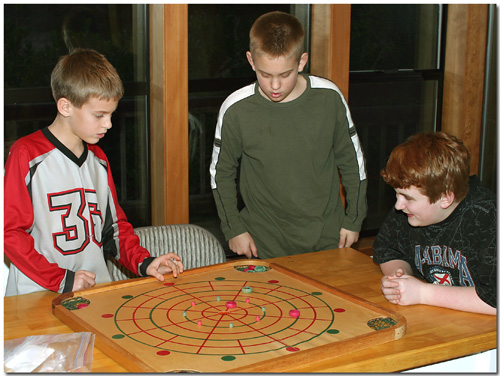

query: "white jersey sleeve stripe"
left=210, top=83, right=256, bottom=189
left=310, top=76, right=366, bottom=181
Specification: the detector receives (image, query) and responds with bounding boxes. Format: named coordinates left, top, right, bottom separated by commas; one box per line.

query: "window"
left=4, top=4, right=150, bottom=227
left=349, top=4, right=445, bottom=233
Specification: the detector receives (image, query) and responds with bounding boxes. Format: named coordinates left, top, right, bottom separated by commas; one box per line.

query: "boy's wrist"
left=419, top=282, right=433, bottom=306
left=223, top=225, right=248, bottom=242
left=139, top=257, right=155, bottom=276
left=62, top=270, right=75, bottom=293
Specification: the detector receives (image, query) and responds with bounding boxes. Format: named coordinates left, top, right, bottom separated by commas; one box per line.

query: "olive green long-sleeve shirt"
left=210, top=74, right=367, bottom=259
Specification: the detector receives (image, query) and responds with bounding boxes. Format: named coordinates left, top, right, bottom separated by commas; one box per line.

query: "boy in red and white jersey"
left=4, top=49, right=184, bottom=296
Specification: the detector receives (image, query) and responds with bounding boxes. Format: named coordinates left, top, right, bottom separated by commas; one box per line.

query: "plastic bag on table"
left=4, top=332, right=95, bottom=372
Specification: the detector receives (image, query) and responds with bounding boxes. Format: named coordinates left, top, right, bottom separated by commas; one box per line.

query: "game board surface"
left=52, top=260, right=406, bottom=372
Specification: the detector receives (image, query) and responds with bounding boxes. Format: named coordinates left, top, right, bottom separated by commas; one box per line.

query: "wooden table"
left=4, top=248, right=497, bottom=372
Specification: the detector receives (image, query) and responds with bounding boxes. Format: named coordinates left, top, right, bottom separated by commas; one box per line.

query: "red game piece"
left=289, top=309, right=300, bottom=318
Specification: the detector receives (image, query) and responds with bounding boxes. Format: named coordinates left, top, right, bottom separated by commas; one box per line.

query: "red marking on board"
left=157, top=350, right=171, bottom=356
left=286, top=347, right=300, bottom=352
left=334, top=308, right=346, bottom=313
left=164, top=282, right=175, bottom=287
left=101, top=313, right=114, bottom=318
left=110, top=279, right=343, bottom=357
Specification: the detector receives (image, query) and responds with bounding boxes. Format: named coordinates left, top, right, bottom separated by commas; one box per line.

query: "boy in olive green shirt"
left=210, top=11, right=367, bottom=259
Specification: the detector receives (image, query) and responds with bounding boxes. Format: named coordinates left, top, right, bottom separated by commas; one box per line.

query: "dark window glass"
left=350, top=4, right=442, bottom=71
left=4, top=4, right=150, bottom=227
left=349, top=4, right=444, bottom=233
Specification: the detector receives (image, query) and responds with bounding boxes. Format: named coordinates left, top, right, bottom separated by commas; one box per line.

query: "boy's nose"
left=270, top=78, right=280, bottom=90
left=394, top=197, right=405, bottom=211
left=104, top=119, right=113, bottom=129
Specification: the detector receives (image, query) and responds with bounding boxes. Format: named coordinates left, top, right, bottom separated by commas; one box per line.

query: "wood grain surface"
left=4, top=248, right=496, bottom=372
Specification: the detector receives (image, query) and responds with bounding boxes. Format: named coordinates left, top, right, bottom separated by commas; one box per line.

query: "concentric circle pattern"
left=113, top=278, right=335, bottom=356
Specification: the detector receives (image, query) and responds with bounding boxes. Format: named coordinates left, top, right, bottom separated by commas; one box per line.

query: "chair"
left=107, top=224, right=226, bottom=281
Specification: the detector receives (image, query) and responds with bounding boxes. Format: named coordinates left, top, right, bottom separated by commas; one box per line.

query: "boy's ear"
left=246, top=51, right=256, bottom=71
left=298, top=52, right=308, bottom=72
left=440, top=191, right=456, bottom=209
left=56, top=98, right=72, bottom=117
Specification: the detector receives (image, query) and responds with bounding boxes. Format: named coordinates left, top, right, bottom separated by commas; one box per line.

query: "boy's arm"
left=4, top=144, right=68, bottom=293
left=388, top=276, right=496, bottom=315
left=423, top=283, right=496, bottom=315
left=330, top=91, right=368, bottom=232
left=210, top=108, right=247, bottom=241
left=101, top=157, right=151, bottom=276
left=99, top=149, right=184, bottom=280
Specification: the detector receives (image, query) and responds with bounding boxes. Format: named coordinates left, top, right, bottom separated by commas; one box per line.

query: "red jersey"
left=4, top=128, right=150, bottom=295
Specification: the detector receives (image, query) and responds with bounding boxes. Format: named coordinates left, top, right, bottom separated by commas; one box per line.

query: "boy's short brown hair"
left=381, top=131, right=471, bottom=203
left=249, top=11, right=305, bottom=61
left=50, top=48, right=124, bottom=108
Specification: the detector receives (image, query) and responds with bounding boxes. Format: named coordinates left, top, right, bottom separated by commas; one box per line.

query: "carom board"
left=52, top=260, right=406, bottom=373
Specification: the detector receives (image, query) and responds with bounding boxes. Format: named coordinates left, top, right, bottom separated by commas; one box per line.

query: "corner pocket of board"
left=367, top=317, right=398, bottom=331
left=167, top=369, right=201, bottom=373
left=231, top=259, right=271, bottom=273
left=60, top=296, right=91, bottom=311
left=51, top=291, right=74, bottom=310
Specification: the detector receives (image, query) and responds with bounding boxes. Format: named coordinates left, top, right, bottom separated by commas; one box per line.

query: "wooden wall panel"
left=442, top=4, right=488, bottom=175
left=311, top=4, right=351, bottom=100
left=149, top=4, right=189, bottom=225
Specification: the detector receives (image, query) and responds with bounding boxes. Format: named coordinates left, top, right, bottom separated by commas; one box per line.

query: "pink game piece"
left=256, top=316, right=260, bottom=322
left=197, top=320, right=202, bottom=326
left=245, top=298, right=250, bottom=303
left=226, top=301, right=237, bottom=309
left=191, top=301, right=196, bottom=307
left=289, top=309, right=300, bottom=318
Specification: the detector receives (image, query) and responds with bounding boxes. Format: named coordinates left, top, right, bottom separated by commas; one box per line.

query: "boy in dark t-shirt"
left=373, top=131, right=496, bottom=315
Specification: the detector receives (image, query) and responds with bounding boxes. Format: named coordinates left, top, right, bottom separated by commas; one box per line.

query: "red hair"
left=381, top=132, right=470, bottom=203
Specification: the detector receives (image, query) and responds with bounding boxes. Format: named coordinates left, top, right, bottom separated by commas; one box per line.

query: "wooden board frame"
left=52, top=260, right=406, bottom=373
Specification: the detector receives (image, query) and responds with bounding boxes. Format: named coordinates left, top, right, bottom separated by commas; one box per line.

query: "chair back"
left=108, top=224, right=226, bottom=281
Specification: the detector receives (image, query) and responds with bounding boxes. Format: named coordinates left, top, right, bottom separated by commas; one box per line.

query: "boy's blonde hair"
left=249, top=11, right=305, bottom=61
left=50, top=48, right=124, bottom=108
left=381, top=132, right=471, bottom=203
